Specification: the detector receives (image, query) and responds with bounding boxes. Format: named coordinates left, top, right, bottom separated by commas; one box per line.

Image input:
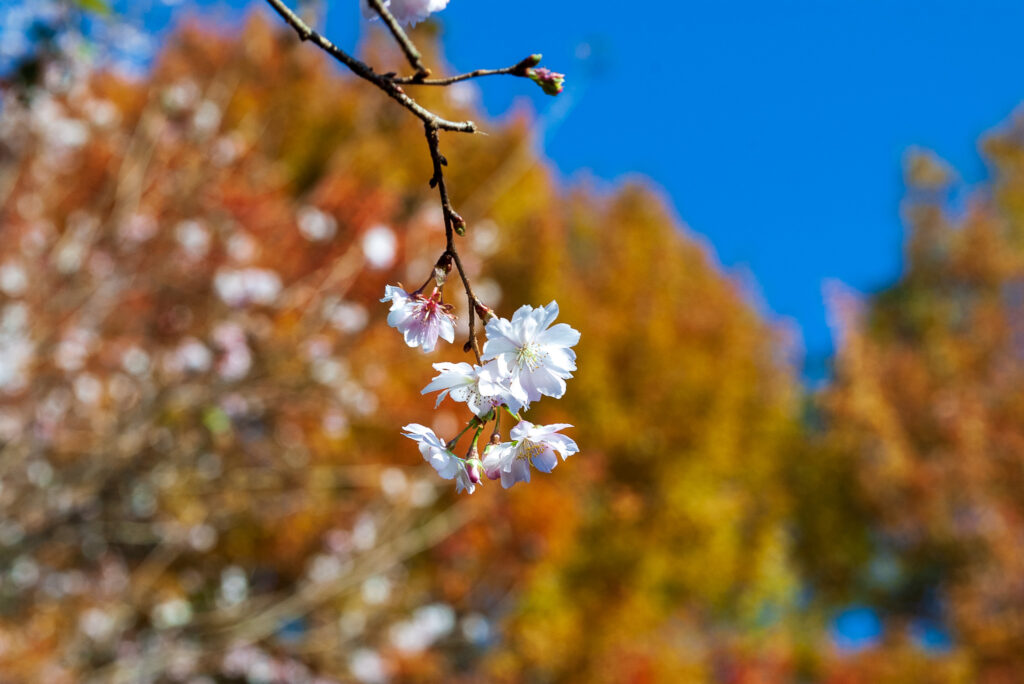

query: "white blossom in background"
left=362, top=0, right=450, bottom=27
left=361, top=575, right=390, bottom=604
left=469, top=219, right=501, bottom=257
left=297, top=205, right=337, bottom=242
left=445, top=81, right=479, bottom=109
left=325, top=299, right=368, bottom=334
left=381, top=285, right=455, bottom=353
left=174, top=219, right=210, bottom=259
left=218, top=567, right=248, bottom=607
left=30, top=95, right=89, bottom=150
left=472, top=278, right=502, bottom=307
left=226, top=231, right=259, bottom=262
left=83, top=98, right=120, bottom=128
left=212, top=323, right=252, bottom=381
left=122, top=346, right=150, bottom=376
left=55, top=328, right=93, bottom=372
left=162, top=80, right=199, bottom=113
left=73, top=373, right=103, bottom=405
left=348, top=648, right=387, bottom=684
left=118, top=212, right=158, bottom=243
left=79, top=607, right=116, bottom=642
left=192, top=100, right=221, bottom=135
left=482, top=421, right=579, bottom=489
left=214, top=268, right=282, bottom=307
left=482, top=301, right=580, bottom=405
left=361, top=225, right=396, bottom=269
left=389, top=603, right=456, bottom=653
left=421, top=361, right=521, bottom=416
left=151, top=598, right=193, bottom=629
left=0, top=261, right=28, bottom=296
left=166, top=337, right=213, bottom=374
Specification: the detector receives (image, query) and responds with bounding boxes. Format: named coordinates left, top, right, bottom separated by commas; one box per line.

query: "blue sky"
left=414, top=1, right=1024, bottom=375
left=134, top=1, right=1024, bottom=375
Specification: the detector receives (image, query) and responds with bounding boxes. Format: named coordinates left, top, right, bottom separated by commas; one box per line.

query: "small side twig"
left=391, top=54, right=542, bottom=86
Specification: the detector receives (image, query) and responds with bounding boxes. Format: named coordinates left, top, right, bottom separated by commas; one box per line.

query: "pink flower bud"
left=526, top=67, right=565, bottom=96
left=466, top=459, right=483, bottom=484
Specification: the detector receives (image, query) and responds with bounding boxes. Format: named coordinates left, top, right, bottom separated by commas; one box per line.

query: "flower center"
left=415, top=298, right=437, bottom=319
left=517, top=439, right=545, bottom=461
left=515, top=342, right=548, bottom=372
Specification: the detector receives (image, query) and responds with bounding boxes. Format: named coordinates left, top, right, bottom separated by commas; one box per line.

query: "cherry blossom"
left=481, top=301, right=580, bottom=405
left=381, top=285, right=455, bottom=353
left=362, top=0, right=450, bottom=27
left=481, top=421, right=578, bottom=489
left=420, top=360, right=522, bottom=416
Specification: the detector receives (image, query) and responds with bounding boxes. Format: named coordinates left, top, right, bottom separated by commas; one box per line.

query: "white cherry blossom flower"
left=481, top=301, right=579, bottom=405
left=420, top=360, right=521, bottom=416
left=482, top=421, right=578, bottom=489
left=363, top=0, right=450, bottom=27
left=382, top=285, right=455, bottom=353
left=401, top=423, right=476, bottom=494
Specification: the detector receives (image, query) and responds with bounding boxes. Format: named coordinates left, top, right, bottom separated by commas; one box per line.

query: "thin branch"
left=392, top=65, right=522, bottom=86
left=425, top=123, right=483, bottom=362
left=263, top=0, right=476, bottom=133
left=364, top=0, right=430, bottom=78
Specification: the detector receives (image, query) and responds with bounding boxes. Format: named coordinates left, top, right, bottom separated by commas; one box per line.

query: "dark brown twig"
left=424, top=123, right=482, bottom=361
left=392, top=65, right=518, bottom=86
left=391, top=53, right=541, bottom=86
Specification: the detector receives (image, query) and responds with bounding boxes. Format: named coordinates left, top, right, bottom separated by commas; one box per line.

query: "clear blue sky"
left=159, top=1, right=1024, bottom=375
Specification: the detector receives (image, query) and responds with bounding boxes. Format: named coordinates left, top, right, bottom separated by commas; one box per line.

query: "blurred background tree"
left=1, top=5, right=1023, bottom=683
left=803, top=130, right=1024, bottom=683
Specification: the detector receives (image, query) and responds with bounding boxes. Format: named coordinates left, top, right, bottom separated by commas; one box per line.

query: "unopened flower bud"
left=450, top=211, right=467, bottom=236
left=474, top=299, right=497, bottom=322
left=526, top=67, right=564, bottom=96
left=465, top=458, right=483, bottom=484
left=514, top=53, right=543, bottom=74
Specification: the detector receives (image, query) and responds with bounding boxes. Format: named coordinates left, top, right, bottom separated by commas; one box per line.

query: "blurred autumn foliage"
left=2, top=9, right=1024, bottom=684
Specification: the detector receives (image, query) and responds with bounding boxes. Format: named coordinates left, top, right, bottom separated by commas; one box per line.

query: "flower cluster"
left=387, top=289, right=580, bottom=492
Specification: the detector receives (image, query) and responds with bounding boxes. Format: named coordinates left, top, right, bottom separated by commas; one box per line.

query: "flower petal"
left=531, top=447, right=558, bottom=473
left=538, top=323, right=580, bottom=349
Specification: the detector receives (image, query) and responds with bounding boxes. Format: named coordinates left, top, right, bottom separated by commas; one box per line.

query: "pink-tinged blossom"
left=381, top=285, right=456, bottom=353
left=481, top=301, right=579, bottom=405
left=420, top=360, right=522, bottom=416
left=482, top=421, right=578, bottom=489
left=401, top=423, right=477, bottom=494
left=454, top=462, right=476, bottom=494
left=362, top=0, right=450, bottom=27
